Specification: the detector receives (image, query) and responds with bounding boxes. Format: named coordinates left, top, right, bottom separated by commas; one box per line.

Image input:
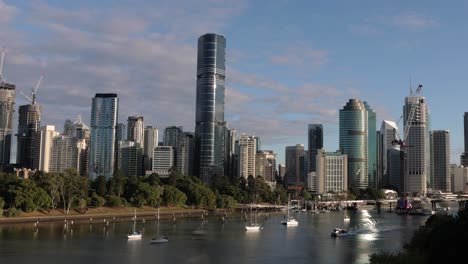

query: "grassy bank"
left=0, top=206, right=216, bottom=224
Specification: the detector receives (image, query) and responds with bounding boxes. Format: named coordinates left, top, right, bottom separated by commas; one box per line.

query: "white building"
left=237, top=134, right=257, bottom=179
left=451, top=165, right=468, bottom=193
left=143, top=126, right=158, bottom=173
left=153, top=146, right=174, bottom=177
left=32, top=125, right=59, bottom=172
left=404, top=95, right=429, bottom=194
left=315, top=149, right=348, bottom=194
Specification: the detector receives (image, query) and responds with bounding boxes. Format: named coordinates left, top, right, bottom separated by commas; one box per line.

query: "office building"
left=89, top=93, right=119, bottom=179
left=176, top=132, right=195, bottom=176
left=430, top=130, right=450, bottom=192
left=285, top=144, right=305, bottom=186
left=116, top=123, right=126, bottom=142
left=403, top=95, right=428, bottom=194
left=195, top=33, right=227, bottom=183
left=308, top=124, right=323, bottom=172
left=364, top=102, right=377, bottom=187
left=315, top=149, right=348, bottom=194
left=461, top=113, right=468, bottom=167
left=50, top=135, right=83, bottom=174
left=164, top=126, right=182, bottom=147
left=339, top=99, right=368, bottom=189
left=153, top=146, right=174, bottom=178
left=379, top=120, right=399, bottom=187
left=118, top=140, right=143, bottom=177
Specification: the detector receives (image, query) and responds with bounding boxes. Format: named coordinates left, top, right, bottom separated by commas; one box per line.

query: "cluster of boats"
left=127, top=209, right=169, bottom=244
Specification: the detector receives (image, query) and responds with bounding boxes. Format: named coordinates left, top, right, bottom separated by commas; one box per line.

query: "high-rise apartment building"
left=89, top=93, right=119, bottom=179
left=285, top=144, right=305, bottom=186
left=50, top=135, right=82, bottom=174
left=127, top=115, right=144, bottom=147
left=339, top=99, right=368, bottom=189
left=430, top=130, right=450, bottom=192
left=32, top=125, right=58, bottom=172
left=116, top=123, right=126, bottom=142
left=195, top=33, right=227, bottom=183
left=403, top=95, right=428, bottom=194
left=17, top=95, right=42, bottom=169
left=237, top=134, right=257, bottom=179
left=224, top=127, right=236, bottom=178
left=307, top=124, right=323, bottom=172
left=143, top=126, right=158, bottom=172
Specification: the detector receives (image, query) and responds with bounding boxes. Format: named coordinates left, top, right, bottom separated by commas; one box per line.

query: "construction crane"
left=19, top=75, right=44, bottom=105
left=392, top=83, right=423, bottom=149
left=0, top=48, right=5, bottom=83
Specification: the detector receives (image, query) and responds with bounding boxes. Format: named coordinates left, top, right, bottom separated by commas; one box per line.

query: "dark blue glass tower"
left=195, top=33, right=226, bottom=183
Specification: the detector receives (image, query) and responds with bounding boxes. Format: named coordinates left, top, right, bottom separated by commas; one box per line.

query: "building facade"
left=0, top=80, right=15, bottom=167
left=89, top=93, right=119, bottom=179
left=176, top=132, right=194, bottom=176
left=308, top=124, right=323, bottom=173
left=315, top=149, right=348, bottom=194
left=364, top=102, right=377, bottom=188
left=143, top=126, right=158, bottom=173
left=285, top=144, right=305, bottom=186
left=194, top=33, right=227, bottom=183
left=17, top=102, right=42, bottom=169
left=32, top=125, right=58, bottom=172
left=339, top=99, right=368, bottom=189
left=430, top=130, right=450, bottom=192
left=403, top=95, right=428, bottom=194
left=237, top=134, right=257, bottom=179
left=127, top=115, right=144, bottom=147
left=153, top=146, right=174, bottom=178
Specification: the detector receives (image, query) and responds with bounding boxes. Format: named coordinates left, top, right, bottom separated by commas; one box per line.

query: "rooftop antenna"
left=0, top=48, right=5, bottom=82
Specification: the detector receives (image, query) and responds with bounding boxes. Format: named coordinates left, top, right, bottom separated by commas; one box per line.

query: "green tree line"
left=0, top=168, right=290, bottom=217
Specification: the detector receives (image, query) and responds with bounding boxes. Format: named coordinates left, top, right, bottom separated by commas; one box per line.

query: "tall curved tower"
left=339, top=99, right=368, bottom=189
left=195, top=33, right=226, bottom=183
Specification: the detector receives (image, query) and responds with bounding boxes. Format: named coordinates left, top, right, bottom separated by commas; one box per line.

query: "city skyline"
left=1, top=0, right=467, bottom=165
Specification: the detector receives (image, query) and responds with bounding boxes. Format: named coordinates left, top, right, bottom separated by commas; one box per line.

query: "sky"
left=1, top=0, right=467, bottom=165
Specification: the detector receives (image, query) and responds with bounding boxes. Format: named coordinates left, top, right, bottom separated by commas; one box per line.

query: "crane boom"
left=0, top=48, right=4, bottom=82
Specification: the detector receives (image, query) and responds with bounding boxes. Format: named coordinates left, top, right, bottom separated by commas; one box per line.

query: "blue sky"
left=1, top=0, right=466, bottom=164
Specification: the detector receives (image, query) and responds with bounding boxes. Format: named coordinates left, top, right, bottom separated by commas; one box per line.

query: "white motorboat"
left=331, top=227, right=349, bottom=237
left=245, top=203, right=262, bottom=231
left=344, top=214, right=350, bottom=221
left=281, top=194, right=299, bottom=227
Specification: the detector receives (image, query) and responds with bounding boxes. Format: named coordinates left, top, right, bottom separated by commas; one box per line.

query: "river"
left=0, top=204, right=456, bottom=264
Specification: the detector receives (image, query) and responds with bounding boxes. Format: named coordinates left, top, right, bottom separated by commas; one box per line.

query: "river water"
left=0, top=205, right=454, bottom=264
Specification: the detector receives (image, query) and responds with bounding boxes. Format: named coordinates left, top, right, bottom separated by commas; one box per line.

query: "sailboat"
left=245, top=203, right=261, bottom=231
left=281, top=194, right=298, bottom=226
left=150, top=220, right=168, bottom=243
left=127, top=209, right=142, bottom=240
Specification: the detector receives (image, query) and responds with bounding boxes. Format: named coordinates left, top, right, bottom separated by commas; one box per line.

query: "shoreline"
left=0, top=207, right=220, bottom=225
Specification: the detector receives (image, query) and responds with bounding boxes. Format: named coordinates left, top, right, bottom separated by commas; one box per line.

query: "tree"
left=132, top=182, right=162, bottom=207
left=109, top=170, right=126, bottom=197
left=13, top=180, right=51, bottom=212
left=162, top=185, right=187, bottom=207
left=0, top=196, right=4, bottom=216
left=33, top=172, right=62, bottom=209
left=59, top=169, right=88, bottom=215
left=92, top=176, right=108, bottom=197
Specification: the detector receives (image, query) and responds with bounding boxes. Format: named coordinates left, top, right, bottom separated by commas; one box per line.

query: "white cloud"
left=0, top=0, right=18, bottom=23
left=270, top=44, right=329, bottom=69
left=391, top=12, right=439, bottom=30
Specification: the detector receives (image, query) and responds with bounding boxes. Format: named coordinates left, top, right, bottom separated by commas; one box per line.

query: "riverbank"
left=0, top=206, right=220, bottom=225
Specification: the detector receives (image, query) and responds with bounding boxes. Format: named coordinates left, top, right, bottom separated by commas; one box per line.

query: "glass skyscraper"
left=364, top=102, right=376, bottom=188
left=339, top=99, right=368, bottom=189
left=89, top=93, right=119, bottom=179
left=307, top=124, right=323, bottom=172
left=195, top=33, right=226, bottom=183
